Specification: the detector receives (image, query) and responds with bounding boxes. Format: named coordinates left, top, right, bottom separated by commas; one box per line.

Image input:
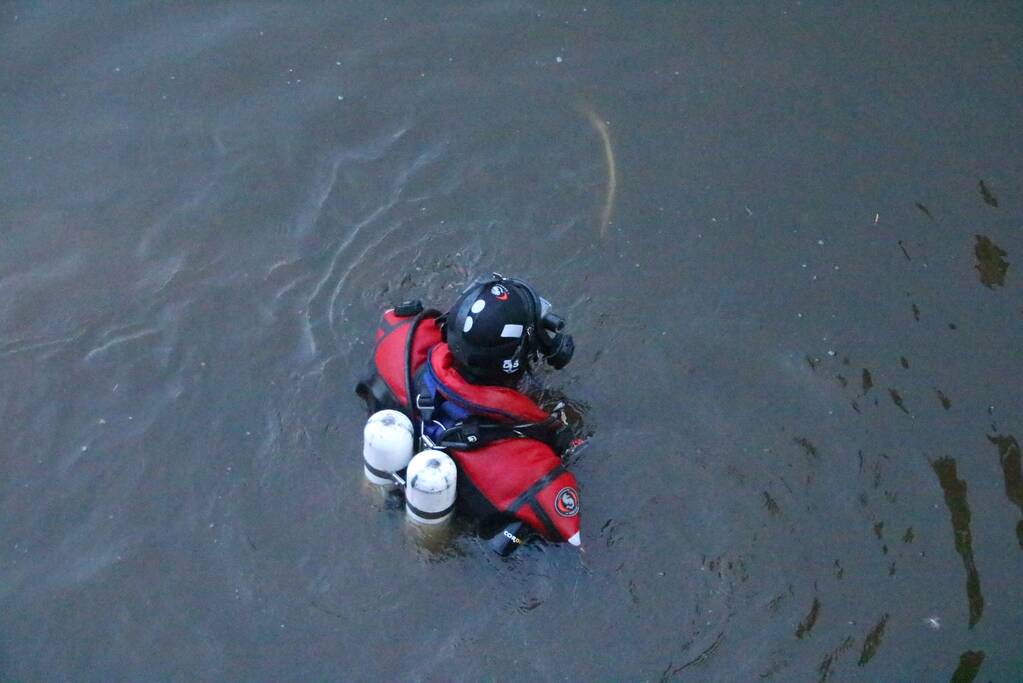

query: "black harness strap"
left=406, top=499, right=455, bottom=520
left=437, top=415, right=569, bottom=452
left=528, top=499, right=561, bottom=540
left=363, top=460, right=396, bottom=481
left=505, top=464, right=566, bottom=515
left=436, top=418, right=507, bottom=449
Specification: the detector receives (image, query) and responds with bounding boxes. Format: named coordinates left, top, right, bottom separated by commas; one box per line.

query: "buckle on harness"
left=415, top=394, right=435, bottom=422
left=461, top=421, right=480, bottom=445
left=437, top=420, right=483, bottom=450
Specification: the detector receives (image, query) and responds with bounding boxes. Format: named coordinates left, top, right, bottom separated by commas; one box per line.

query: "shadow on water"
left=931, top=457, right=984, bottom=628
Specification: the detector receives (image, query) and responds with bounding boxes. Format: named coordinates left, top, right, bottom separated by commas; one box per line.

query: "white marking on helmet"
left=470, top=298, right=486, bottom=314
left=462, top=316, right=474, bottom=333
left=500, top=323, right=524, bottom=338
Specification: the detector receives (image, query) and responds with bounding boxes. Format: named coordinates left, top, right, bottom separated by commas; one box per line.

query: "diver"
left=355, top=273, right=583, bottom=552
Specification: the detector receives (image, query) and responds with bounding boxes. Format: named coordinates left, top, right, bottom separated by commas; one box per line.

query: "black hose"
left=403, top=308, right=440, bottom=451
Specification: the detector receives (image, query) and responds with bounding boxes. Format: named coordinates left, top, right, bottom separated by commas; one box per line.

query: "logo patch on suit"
left=554, top=487, right=579, bottom=517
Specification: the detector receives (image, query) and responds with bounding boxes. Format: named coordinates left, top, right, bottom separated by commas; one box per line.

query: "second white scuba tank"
left=362, top=410, right=414, bottom=489
left=404, top=449, right=457, bottom=525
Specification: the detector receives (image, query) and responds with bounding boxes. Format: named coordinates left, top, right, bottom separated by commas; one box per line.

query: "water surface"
left=2, top=2, right=1022, bottom=680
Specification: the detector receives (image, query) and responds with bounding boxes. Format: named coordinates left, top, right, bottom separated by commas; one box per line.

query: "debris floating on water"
left=581, top=108, right=616, bottom=239
left=974, top=235, right=1009, bottom=288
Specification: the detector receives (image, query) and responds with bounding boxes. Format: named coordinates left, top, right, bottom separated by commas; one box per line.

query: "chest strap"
left=436, top=414, right=571, bottom=452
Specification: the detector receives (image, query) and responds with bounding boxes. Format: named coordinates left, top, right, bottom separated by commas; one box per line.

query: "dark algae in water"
left=987, top=434, right=1023, bottom=549
left=898, top=239, right=912, bottom=261
left=932, top=457, right=985, bottom=627
left=793, top=436, right=818, bottom=459
left=658, top=632, right=725, bottom=681
left=973, top=235, right=1009, bottom=288
left=794, top=596, right=820, bottom=639
left=888, top=388, right=910, bottom=415
left=950, top=650, right=986, bottom=683
left=817, top=636, right=855, bottom=682
left=856, top=613, right=888, bottom=666
left=978, top=179, right=999, bottom=207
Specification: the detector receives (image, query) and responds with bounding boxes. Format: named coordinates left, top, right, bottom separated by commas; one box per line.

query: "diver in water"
left=356, top=273, right=582, bottom=550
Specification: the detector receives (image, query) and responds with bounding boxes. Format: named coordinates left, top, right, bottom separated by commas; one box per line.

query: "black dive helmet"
left=442, top=273, right=575, bottom=384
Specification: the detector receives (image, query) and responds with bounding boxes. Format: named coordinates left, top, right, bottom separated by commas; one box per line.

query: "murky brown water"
left=2, top=3, right=1021, bottom=681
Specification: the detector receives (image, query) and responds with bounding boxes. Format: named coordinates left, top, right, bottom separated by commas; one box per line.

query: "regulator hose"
left=403, top=308, right=440, bottom=451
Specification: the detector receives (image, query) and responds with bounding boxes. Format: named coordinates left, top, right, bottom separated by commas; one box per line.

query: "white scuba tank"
left=405, top=449, right=457, bottom=525
left=362, top=410, right=414, bottom=488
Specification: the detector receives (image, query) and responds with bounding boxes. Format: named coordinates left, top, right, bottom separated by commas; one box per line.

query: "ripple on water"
left=303, top=137, right=445, bottom=355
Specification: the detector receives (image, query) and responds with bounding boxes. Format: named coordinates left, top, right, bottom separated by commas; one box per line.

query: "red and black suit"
left=356, top=308, right=581, bottom=545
